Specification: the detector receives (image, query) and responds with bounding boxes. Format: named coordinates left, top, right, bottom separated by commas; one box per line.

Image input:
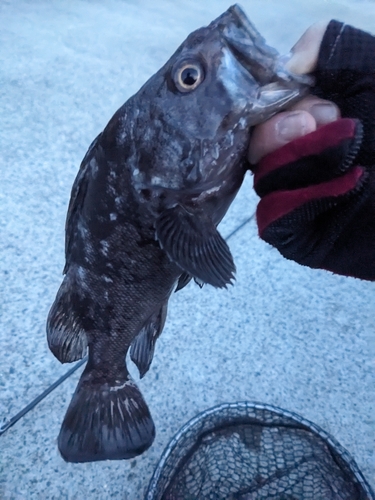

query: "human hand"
left=249, top=20, right=334, bottom=164
left=248, top=95, right=340, bottom=165
left=248, top=21, right=375, bottom=280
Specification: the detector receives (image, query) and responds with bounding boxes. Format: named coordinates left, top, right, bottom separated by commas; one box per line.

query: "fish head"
left=116, top=4, right=311, bottom=206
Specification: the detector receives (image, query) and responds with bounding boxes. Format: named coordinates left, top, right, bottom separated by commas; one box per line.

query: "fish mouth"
left=210, top=4, right=311, bottom=86
left=211, top=4, right=277, bottom=84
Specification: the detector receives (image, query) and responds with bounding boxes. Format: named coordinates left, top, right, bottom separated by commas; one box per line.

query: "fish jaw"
left=213, top=4, right=312, bottom=87
left=209, top=3, right=280, bottom=85
left=214, top=4, right=312, bottom=127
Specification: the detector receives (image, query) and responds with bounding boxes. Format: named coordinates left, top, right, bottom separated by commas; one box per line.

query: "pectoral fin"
left=155, top=206, right=235, bottom=288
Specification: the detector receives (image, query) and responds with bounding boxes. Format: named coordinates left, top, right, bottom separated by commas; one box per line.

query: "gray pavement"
left=1, top=0, right=374, bottom=498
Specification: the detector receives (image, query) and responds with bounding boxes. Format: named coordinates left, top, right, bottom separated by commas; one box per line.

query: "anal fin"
left=130, top=302, right=167, bottom=378
left=175, top=272, right=192, bottom=292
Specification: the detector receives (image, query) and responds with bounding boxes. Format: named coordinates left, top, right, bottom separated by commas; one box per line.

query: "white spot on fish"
left=77, top=266, right=86, bottom=280
left=100, top=240, right=110, bottom=257
left=131, top=398, right=139, bottom=410
left=103, top=275, right=113, bottom=283
left=212, top=144, right=220, bottom=160
left=124, top=398, right=138, bottom=413
left=117, top=130, right=126, bottom=143
left=110, top=213, right=117, bottom=221
left=239, top=117, right=246, bottom=129
left=89, top=158, right=99, bottom=178
left=117, top=400, right=125, bottom=421
left=77, top=219, right=88, bottom=238
left=110, top=380, right=129, bottom=391
left=223, top=130, right=234, bottom=148
left=76, top=266, right=91, bottom=291
left=151, top=176, right=163, bottom=185
left=204, top=186, right=221, bottom=195
left=107, top=184, right=117, bottom=196
left=115, top=196, right=124, bottom=208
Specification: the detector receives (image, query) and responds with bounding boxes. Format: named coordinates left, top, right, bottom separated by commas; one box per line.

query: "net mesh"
left=146, top=402, right=374, bottom=500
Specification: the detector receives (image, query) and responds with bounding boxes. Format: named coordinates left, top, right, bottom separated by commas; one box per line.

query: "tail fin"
left=58, top=366, right=155, bottom=462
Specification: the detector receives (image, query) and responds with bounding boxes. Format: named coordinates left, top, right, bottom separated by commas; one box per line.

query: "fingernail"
left=310, top=103, right=339, bottom=124
left=276, top=112, right=309, bottom=141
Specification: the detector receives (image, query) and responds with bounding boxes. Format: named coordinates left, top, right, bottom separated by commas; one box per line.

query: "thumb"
left=285, top=21, right=329, bottom=75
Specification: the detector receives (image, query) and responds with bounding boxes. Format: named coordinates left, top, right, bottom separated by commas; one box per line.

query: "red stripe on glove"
left=253, top=119, right=358, bottom=187
left=257, top=166, right=365, bottom=236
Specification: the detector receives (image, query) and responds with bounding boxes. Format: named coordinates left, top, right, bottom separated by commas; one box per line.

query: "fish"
left=46, top=4, right=311, bottom=463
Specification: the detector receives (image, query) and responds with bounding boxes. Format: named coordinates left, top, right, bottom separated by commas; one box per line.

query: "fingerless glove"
left=253, top=21, right=375, bottom=280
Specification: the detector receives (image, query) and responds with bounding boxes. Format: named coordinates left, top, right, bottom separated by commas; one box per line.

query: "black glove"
left=252, top=21, right=375, bottom=281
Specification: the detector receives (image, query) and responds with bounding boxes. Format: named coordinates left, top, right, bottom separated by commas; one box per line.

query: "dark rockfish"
left=47, top=4, right=310, bottom=463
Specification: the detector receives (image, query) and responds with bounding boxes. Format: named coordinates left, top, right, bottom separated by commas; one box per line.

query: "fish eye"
left=174, top=61, right=204, bottom=93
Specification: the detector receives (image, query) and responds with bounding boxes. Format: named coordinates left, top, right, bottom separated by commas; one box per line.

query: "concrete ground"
left=0, top=0, right=374, bottom=498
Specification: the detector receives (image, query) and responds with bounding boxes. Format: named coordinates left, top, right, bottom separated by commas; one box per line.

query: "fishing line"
left=225, top=214, right=254, bottom=241
left=0, top=357, right=87, bottom=436
left=0, top=213, right=255, bottom=437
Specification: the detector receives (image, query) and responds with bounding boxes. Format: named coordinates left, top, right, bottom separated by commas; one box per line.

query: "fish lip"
left=224, top=4, right=276, bottom=58
left=213, top=4, right=312, bottom=87
left=209, top=4, right=279, bottom=85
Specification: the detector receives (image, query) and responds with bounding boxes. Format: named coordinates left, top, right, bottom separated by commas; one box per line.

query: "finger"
left=285, top=21, right=329, bottom=75
left=290, top=96, right=341, bottom=127
left=248, top=110, right=316, bottom=164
